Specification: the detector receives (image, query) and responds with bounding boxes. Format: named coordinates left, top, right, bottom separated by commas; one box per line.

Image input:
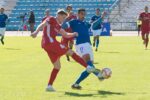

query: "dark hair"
left=66, top=4, right=72, bottom=9
left=96, top=8, right=100, bottom=11
left=78, top=8, right=86, bottom=14
left=1, top=8, right=4, bottom=10
left=57, top=10, right=67, bottom=16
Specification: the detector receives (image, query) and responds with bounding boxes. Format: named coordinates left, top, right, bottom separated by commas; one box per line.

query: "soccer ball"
left=102, top=68, right=112, bottom=79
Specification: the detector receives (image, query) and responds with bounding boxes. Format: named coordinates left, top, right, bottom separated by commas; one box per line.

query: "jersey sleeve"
left=90, top=16, right=95, bottom=22
left=61, top=19, right=74, bottom=29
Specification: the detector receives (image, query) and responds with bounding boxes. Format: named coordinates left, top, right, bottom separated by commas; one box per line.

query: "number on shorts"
left=80, top=47, right=84, bottom=53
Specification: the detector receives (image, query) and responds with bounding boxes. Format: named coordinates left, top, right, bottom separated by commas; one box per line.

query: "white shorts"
left=75, top=42, right=94, bottom=61
left=91, top=29, right=102, bottom=36
left=0, top=28, right=6, bottom=36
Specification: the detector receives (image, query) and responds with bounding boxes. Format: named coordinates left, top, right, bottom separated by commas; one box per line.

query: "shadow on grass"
left=65, top=92, right=93, bottom=97
left=93, top=62, right=99, bottom=64
left=98, top=90, right=125, bottom=96
left=64, top=90, right=125, bottom=97
left=4, top=48, right=21, bottom=50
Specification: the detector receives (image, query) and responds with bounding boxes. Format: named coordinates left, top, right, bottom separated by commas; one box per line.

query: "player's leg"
left=71, top=44, right=104, bottom=89
left=46, top=58, right=61, bottom=92
left=138, top=25, right=140, bottom=36
left=66, top=49, right=97, bottom=73
left=95, top=35, right=100, bottom=51
left=145, top=33, right=149, bottom=49
left=67, top=40, right=74, bottom=61
left=141, top=32, right=146, bottom=44
left=72, top=54, right=104, bottom=89
left=0, top=28, right=5, bottom=45
left=93, top=36, right=96, bottom=47
left=0, top=35, right=4, bottom=45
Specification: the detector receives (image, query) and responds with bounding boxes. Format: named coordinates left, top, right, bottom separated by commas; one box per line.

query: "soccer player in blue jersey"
left=0, top=8, right=8, bottom=45
left=90, top=8, right=102, bottom=51
left=62, top=8, right=108, bottom=89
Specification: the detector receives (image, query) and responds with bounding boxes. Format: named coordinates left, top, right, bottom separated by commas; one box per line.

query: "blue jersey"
left=63, top=19, right=91, bottom=45
left=0, top=13, right=8, bottom=28
left=91, top=15, right=101, bottom=30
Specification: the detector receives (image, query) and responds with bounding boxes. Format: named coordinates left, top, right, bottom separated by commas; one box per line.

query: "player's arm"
left=139, top=13, right=143, bottom=21
left=56, top=28, right=78, bottom=38
left=61, top=21, right=71, bottom=29
left=90, top=16, right=95, bottom=23
left=31, top=20, right=47, bottom=38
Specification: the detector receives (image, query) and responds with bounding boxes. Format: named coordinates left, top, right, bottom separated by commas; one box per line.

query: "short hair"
left=78, top=8, right=86, bottom=14
left=1, top=7, right=4, bottom=10
left=57, top=9, right=67, bottom=16
left=96, top=8, right=100, bottom=11
left=66, top=4, right=72, bottom=9
left=45, top=9, right=50, bottom=13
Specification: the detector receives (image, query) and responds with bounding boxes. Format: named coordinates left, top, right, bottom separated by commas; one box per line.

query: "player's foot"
left=71, top=84, right=82, bottom=90
left=67, top=57, right=70, bottom=61
left=0, top=39, right=4, bottom=45
left=86, top=65, right=99, bottom=73
left=66, top=55, right=70, bottom=61
left=145, top=47, right=148, bottom=50
left=46, top=85, right=56, bottom=92
left=95, top=48, right=98, bottom=52
left=93, top=42, right=95, bottom=47
left=96, top=70, right=105, bottom=81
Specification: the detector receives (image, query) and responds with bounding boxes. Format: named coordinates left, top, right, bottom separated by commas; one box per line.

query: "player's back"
left=42, top=16, right=61, bottom=48
left=0, top=13, right=8, bottom=28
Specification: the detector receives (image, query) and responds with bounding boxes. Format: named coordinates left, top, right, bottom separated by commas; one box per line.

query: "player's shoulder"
left=140, top=12, right=146, bottom=15
left=47, top=16, right=56, bottom=21
left=70, top=19, right=77, bottom=23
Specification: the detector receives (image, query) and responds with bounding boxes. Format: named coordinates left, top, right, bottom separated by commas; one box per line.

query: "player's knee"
left=82, top=54, right=90, bottom=62
left=54, top=65, right=61, bottom=70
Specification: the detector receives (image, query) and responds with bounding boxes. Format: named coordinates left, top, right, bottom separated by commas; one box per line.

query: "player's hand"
left=74, top=32, right=78, bottom=37
left=31, top=31, right=38, bottom=38
left=102, top=11, right=107, bottom=18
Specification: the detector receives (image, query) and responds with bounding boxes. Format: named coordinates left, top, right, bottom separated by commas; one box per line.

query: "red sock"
left=71, top=53, right=87, bottom=68
left=48, top=68, right=59, bottom=85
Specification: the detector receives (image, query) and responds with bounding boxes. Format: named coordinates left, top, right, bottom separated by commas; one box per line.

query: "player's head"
left=66, top=4, right=72, bottom=13
left=57, top=9, right=68, bottom=24
left=144, top=6, right=148, bottom=13
left=78, top=8, right=86, bottom=20
left=30, top=10, right=34, bottom=15
left=0, top=8, right=5, bottom=14
left=45, top=9, right=50, bottom=16
left=96, top=8, right=100, bottom=15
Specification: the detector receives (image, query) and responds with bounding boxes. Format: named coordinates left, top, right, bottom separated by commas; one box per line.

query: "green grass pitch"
left=0, top=36, right=150, bottom=100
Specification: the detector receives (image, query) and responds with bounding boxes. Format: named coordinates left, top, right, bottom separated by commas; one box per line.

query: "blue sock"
left=75, top=70, right=90, bottom=84
left=75, top=61, right=95, bottom=84
left=75, top=61, right=100, bottom=85
left=96, top=39, right=100, bottom=48
left=87, top=61, right=99, bottom=76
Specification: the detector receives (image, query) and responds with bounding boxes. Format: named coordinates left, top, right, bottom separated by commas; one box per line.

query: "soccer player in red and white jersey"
left=61, top=5, right=77, bottom=61
left=139, top=6, right=150, bottom=49
left=31, top=9, right=99, bottom=91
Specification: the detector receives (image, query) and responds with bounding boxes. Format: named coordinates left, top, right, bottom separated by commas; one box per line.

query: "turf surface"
left=0, top=36, right=150, bottom=100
